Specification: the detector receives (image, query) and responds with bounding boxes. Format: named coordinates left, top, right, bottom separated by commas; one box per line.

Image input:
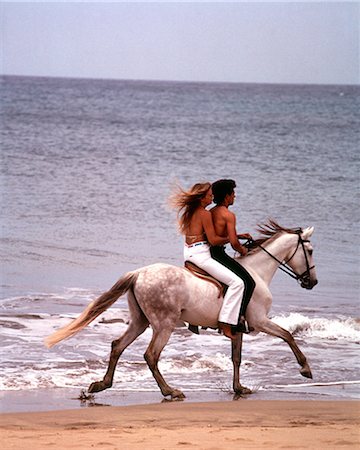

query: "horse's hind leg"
left=144, top=327, right=185, bottom=400
left=259, top=319, right=312, bottom=379
left=88, top=292, right=149, bottom=393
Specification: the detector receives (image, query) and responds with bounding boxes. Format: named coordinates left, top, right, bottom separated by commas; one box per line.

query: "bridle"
left=248, top=230, right=316, bottom=286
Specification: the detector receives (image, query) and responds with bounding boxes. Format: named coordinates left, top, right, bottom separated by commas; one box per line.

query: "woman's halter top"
left=185, top=232, right=207, bottom=245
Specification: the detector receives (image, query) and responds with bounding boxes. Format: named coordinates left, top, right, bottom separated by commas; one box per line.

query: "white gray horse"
left=46, top=221, right=318, bottom=399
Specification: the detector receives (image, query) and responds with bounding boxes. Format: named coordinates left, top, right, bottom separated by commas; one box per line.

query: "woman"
left=170, top=182, right=246, bottom=340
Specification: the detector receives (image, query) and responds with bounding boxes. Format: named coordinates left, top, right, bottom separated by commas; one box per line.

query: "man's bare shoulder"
left=212, top=205, right=229, bottom=215
left=223, top=208, right=236, bottom=221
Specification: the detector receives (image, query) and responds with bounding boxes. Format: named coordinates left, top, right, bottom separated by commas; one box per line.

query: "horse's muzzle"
left=301, top=278, right=318, bottom=290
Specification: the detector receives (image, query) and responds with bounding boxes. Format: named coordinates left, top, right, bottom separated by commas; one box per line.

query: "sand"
left=1, top=400, right=359, bottom=449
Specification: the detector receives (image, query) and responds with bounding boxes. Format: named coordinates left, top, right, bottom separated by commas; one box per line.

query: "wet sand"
left=1, top=400, right=359, bottom=449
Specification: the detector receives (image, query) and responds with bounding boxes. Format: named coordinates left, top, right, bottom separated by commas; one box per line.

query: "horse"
left=45, top=220, right=318, bottom=399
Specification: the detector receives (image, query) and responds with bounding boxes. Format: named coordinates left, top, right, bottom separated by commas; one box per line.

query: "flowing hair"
left=169, top=182, right=211, bottom=234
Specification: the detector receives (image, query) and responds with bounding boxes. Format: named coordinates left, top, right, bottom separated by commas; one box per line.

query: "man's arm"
left=225, top=212, right=248, bottom=256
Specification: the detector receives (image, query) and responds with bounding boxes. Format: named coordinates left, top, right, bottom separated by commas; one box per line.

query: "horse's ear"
left=302, top=227, right=314, bottom=240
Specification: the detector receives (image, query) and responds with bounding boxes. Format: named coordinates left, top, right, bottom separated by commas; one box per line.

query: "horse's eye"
left=308, top=249, right=313, bottom=256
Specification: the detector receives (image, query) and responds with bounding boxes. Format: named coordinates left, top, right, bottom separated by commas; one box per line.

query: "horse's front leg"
left=259, top=319, right=312, bottom=379
left=231, top=334, right=252, bottom=396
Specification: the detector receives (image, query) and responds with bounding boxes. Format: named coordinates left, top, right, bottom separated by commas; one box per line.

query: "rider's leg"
left=211, top=246, right=255, bottom=332
left=184, top=243, right=244, bottom=339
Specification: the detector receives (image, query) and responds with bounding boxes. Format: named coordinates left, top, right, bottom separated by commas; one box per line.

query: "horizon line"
left=1, top=74, right=359, bottom=88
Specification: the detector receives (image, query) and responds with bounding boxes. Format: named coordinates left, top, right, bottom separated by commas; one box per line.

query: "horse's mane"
left=246, top=219, right=301, bottom=254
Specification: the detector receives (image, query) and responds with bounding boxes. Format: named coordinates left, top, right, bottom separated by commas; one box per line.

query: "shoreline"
left=1, top=400, right=359, bottom=449
left=1, top=382, right=359, bottom=415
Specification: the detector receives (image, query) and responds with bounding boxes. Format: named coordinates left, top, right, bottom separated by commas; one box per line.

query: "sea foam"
left=272, top=313, right=360, bottom=342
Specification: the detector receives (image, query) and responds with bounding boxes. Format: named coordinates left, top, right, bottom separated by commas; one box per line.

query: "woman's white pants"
left=184, top=243, right=244, bottom=325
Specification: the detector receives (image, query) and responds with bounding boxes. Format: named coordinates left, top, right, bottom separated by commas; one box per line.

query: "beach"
left=1, top=400, right=359, bottom=449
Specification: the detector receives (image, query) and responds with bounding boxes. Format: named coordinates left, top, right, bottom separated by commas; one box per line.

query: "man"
left=210, top=179, right=255, bottom=334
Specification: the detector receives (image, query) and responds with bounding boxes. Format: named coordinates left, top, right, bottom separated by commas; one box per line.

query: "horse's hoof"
left=171, top=389, right=186, bottom=400
left=88, top=381, right=110, bottom=393
left=234, top=385, right=252, bottom=396
left=300, top=366, right=313, bottom=379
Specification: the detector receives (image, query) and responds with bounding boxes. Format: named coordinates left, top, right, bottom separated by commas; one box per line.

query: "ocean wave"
left=0, top=356, right=228, bottom=391
left=159, top=352, right=235, bottom=373
left=272, top=313, right=360, bottom=342
left=0, top=288, right=103, bottom=308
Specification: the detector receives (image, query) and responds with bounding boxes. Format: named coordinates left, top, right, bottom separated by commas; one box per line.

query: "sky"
left=1, top=1, right=359, bottom=85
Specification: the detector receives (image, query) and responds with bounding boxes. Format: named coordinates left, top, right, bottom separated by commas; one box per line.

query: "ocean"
left=1, top=76, right=359, bottom=412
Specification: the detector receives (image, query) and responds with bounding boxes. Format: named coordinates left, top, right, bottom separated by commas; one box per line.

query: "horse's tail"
left=45, top=271, right=139, bottom=348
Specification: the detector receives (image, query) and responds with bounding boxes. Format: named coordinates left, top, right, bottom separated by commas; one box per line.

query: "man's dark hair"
left=212, top=179, right=236, bottom=205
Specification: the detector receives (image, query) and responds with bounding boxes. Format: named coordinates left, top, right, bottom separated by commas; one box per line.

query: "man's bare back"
left=211, top=205, right=234, bottom=238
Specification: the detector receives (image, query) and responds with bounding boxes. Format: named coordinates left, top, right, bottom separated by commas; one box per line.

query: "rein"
left=248, top=231, right=315, bottom=284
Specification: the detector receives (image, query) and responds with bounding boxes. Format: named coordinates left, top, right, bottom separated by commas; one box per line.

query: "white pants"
left=184, top=242, right=245, bottom=325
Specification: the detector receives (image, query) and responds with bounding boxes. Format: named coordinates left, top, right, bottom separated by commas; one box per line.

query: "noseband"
left=254, top=231, right=315, bottom=285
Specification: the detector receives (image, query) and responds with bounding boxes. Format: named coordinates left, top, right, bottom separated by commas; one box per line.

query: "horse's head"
left=287, top=227, right=318, bottom=290
left=247, top=220, right=318, bottom=290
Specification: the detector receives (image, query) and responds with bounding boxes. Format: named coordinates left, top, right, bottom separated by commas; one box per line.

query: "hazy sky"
left=1, top=1, right=359, bottom=84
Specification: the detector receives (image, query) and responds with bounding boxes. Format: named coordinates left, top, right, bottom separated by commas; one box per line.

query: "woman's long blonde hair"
left=169, top=182, right=211, bottom=234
